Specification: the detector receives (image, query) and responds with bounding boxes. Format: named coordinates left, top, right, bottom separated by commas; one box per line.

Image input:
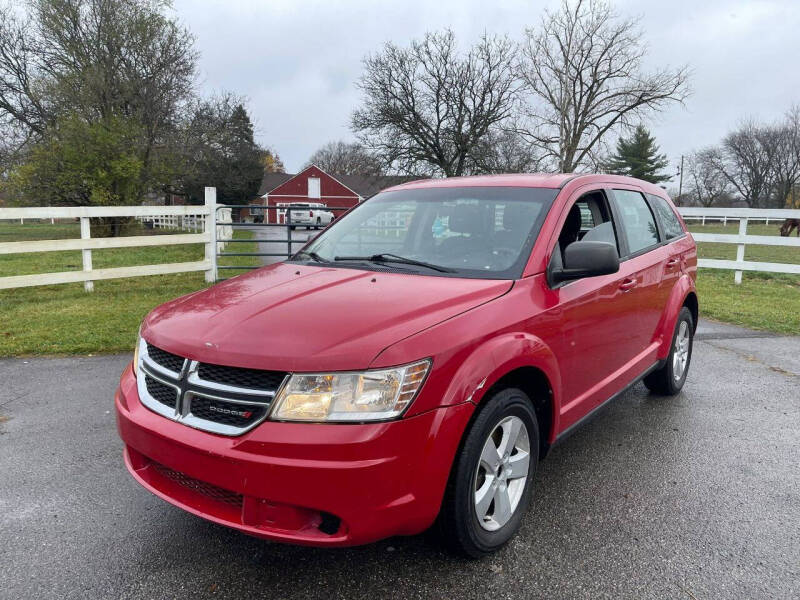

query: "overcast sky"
left=173, top=0, right=800, bottom=182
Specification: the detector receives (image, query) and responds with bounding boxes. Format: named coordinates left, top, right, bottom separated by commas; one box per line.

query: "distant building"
left=244, top=165, right=416, bottom=223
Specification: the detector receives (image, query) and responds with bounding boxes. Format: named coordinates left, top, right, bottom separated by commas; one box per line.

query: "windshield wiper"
left=293, top=250, right=328, bottom=263
left=333, top=253, right=453, bottom=273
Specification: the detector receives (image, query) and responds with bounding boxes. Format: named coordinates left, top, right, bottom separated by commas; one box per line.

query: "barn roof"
left=334, top=175, right=417, bottom=199
left=257, top=172, right=293, bottom=195
left=257, top=170, right=416, bottom=199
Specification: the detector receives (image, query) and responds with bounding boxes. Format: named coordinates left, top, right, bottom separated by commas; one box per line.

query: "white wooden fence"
left=138, top=214, right=205, bottom=231
left=3, top=199, right=798, bottom=290
left=0, top=187, right=224, bottom=291
left=677, top=207, right=800, bottom=283
left=137, top=208, right=232, bottom=242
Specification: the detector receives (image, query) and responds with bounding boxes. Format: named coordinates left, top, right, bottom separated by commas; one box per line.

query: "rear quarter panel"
left=654, top=235, right=698, bottom=357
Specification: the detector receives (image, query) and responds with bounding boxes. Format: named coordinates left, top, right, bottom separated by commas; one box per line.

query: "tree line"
left=682, top=109, right=800, bottom=208
left=346, top=0, right=689, bottom=178
left=2, top=0, right=795, bottom=216
left=0, top=0, right=283, bottom=214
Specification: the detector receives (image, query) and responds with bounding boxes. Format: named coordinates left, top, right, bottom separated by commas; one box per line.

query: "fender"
left=455, top=332, right=560, bottom=402
left=654, top=273, right=697, bottom=359
left=400, top=330, right=562, bottom=442
left=465, top=332, right=562, bottom=444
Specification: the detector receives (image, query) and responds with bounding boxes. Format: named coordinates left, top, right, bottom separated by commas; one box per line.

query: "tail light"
left=309, top=211, right=313, bottom=217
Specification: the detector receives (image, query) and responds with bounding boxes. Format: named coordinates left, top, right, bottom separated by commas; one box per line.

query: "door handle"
left=666, top=257, right=680, bottom=268
left=619, top=277, right=637, bottom=291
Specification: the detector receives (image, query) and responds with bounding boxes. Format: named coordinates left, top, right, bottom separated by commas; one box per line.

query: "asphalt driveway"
left=0, top=320, right=798, bottom=599
left=246, top=225, right=317, bottom=265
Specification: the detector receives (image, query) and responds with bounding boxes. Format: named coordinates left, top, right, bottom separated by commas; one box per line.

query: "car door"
left=608, top=187, right=666, bottom=355
left=648, top=192, right=689, bottom=306
left=541, top=188, right=646, bottom=431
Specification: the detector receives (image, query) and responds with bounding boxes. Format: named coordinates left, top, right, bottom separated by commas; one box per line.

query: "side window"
left=554, top=191, right=620, bottom=264
left=577, top=201, right=595, bottom=229
left=648, top=194, right=684, bottom=240
left=613, top=190, right=660, bottom=255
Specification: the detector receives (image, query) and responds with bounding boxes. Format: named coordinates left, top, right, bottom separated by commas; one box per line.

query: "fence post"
left=205, top=187, right=218, bottom=283
left=80, top=216, right=94, bottom=292
left=218, top=207, right=232, bottom=252
left=734, top=217, right=747, bottom=285
left=287, top=208, right=293, bottom=257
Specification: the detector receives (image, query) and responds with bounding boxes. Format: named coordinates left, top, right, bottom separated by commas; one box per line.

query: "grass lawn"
left=0, top=224, right=260, bottom=356
left=686, top=221, right=800, bottom=334
left=697, top=269, right=800, bottom=334
left=0, top=220, right=81, bottom=241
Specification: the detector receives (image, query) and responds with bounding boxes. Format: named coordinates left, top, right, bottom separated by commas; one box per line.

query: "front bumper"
left=115, top=364, right=473, bottom=546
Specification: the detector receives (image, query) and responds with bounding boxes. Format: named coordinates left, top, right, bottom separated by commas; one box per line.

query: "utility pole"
left=677, top=154, right=684, bottom=202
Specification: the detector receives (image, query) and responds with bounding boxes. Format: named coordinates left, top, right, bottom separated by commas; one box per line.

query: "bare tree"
left=469, top=130, right=541, bottom=174
left=305, top=140, right=384, bottom=176
left=0, top=6, right=51, bottom=146
left=709, top=121, right=775, bottom=208
left=685, top=148, right=730, bottom=207
left=517, top=0, right=690, bottom=172
left=769, top=107, right=800, bottom=208
left=352, top=30, right=518, bottom=177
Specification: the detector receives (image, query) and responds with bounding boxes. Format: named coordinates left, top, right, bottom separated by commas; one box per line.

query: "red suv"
left=116, top=174, right=697, bottom=557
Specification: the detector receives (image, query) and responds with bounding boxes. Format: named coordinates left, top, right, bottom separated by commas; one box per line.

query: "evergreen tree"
left=604, top=125, right=671, bottom=183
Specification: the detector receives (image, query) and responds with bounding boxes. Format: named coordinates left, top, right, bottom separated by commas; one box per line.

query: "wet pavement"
left=1, top=319, right=798, bottom=599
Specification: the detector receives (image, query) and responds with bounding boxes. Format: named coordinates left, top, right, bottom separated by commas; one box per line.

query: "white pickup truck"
left=288, top=203, right=335, bottom=229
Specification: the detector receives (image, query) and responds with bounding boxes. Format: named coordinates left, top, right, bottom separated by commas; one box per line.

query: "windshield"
left=291, top=186, right=559, bottom=279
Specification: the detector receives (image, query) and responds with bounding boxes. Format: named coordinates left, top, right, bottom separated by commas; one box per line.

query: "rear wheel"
left=438, top=388, right=539, bottom=557
left=643, top=306, right=694, bottom=395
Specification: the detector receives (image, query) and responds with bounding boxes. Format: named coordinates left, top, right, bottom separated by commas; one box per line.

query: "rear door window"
left=613, top=190, right=660, bottom=255
left=647, top=194, right=685, bottom=240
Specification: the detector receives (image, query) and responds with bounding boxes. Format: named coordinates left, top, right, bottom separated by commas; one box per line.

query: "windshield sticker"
left=432, top=217, right=446, bottom=238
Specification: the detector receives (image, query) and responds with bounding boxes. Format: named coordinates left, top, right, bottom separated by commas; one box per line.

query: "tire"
left=643, top=306, right=694, bottom=395
left=438, top=388, right=539, bottom=558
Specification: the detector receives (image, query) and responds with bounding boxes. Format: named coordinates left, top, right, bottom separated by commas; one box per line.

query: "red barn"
left=246, top=166, right=415, bottom=223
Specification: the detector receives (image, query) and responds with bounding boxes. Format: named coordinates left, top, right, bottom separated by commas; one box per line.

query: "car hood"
left=142, top=263, right=512, bottom=372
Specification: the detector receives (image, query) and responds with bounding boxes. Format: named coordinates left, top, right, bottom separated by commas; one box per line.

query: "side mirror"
left=553, top=241, right=619, bottom=283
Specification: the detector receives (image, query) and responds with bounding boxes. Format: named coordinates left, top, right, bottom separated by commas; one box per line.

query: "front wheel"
left=643, top=306, right=694, bottom=395
left=438, top=388, right=539, bottom=557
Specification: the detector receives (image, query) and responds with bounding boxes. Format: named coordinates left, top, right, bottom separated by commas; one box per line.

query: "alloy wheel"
left=673, top=320, right=690, bottom=381
left=473, top=416, right=530, bottom=531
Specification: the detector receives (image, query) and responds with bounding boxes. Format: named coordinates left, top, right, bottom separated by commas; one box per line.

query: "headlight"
left=270, top=360, right=431, bottom=422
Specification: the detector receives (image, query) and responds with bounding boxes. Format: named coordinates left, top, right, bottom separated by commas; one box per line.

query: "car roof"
left=382, top=173, right=670, bottom=196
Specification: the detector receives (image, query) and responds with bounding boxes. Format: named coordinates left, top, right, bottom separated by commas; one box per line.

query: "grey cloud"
left=176, top=0, right=800, bottom=178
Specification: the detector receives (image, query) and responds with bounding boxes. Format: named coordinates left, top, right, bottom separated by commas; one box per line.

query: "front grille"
left=139, top=343, right=287, bottom=436
left=153, top=463, right=243, bottom=508
left=197, top=362, right=286, bottom=390
left=189, top=396, right=269, bottom=427
left=145, top=375, right=177, bottom=408
left=146, top=344, right=185, bottom=373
